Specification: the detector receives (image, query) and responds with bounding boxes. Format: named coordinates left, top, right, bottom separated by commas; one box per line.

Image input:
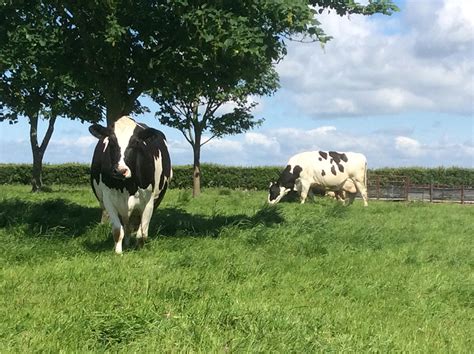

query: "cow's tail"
left=364, top=160, right=368, bottom=189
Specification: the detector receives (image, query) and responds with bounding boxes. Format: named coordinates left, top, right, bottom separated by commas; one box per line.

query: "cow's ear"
left=89, top=124, right=110, bottom=139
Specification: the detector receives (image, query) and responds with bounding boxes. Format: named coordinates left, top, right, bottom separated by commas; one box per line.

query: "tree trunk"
left=105, top=88, right=138, bottom=126
left=29, top=113, right=56, bottom=192
left=106, top=98, right=127, bottom=126
left=31, top=149, right=44, bottom=192
left=192, top=142, right=201, bottom=197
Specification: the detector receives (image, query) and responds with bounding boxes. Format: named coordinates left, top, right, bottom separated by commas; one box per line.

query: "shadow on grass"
left=83, top=205, right=285, bottom=252
left=0, top=197, right=285, bottom=252
left=0, top=198, right=101, bottom=238
left=149, top=204, right=285, bottom=238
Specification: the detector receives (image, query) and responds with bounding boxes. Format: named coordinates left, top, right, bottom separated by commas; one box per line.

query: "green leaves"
left=0, top=1, right=104, bottom=123
left=104, top=14, right=128, bottom=47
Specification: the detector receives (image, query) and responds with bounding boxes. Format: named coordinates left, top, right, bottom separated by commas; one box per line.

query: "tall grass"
left=0, top=185, right=472, bottom=352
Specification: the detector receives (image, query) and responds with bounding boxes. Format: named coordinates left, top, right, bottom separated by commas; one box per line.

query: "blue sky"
left=1, top=0, right=473, bottom=168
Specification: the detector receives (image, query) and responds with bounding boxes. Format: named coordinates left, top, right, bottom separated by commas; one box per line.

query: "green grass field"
left=0, top=185, right=472, bottom=352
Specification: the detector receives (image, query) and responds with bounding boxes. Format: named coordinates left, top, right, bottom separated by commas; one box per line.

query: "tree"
left=57, top=1, right=180, bottom=125
left=153, top=68, right=279, bottom=196
left=150, top=0, right=398, bottom=196
left=0, top=1, right=103, bottom=191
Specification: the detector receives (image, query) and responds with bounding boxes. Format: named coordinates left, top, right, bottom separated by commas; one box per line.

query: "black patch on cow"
left=318, top=157, right=322, bottom=161
left=90, top=133, right=124, bottom=193
left=329, top=151, right=348, bottom=163
left=154, top=183, right=168, bottom=209
left=268, top=182, right=281, bottom=201
left=328, top=151, right=347, bottom=175
left=90, top=122, right=172, bottom=199
left=330, top=158, right=333, bottom=164
left=293, top=165, right=303, bottom=179
left=319, top=151, right=328, bottom=160
left=331, top=165, right=337, bottom=175
left=278, top=165, right=295, bottom=189
left=321, top=170, right=326, bottom=176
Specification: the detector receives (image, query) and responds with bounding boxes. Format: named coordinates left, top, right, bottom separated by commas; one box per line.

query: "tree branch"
left=39, top=115, right=57, bottom=154
left=200, top=134, right=217, bottom=147
left=180, top=128, right=193, bottom=145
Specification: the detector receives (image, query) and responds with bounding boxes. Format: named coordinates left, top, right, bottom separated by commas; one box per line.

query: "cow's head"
left=267, top=164, right=303, bottom=204
left=268, top=181, right=292, bottom=204
left=89, top=118, right=157, bottom=180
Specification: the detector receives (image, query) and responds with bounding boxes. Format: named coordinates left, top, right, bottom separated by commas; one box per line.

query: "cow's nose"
left=112, top=167, right=130, bottom=179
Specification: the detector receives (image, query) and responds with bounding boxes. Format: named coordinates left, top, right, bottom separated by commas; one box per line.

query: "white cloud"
left=213, top=95, right=264, bottom=116
left=244, top=132, right=278, bottom=150
left=395, top=136, right=424, bottom=157
left=50, top=136, right=96, bottom=149
left=277, top=0, right=474, bottom=118
left=202, top=138, right=244, bottom=153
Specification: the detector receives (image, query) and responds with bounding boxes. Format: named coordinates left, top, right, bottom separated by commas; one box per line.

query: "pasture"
left=0, top=185, right=472, bottom=352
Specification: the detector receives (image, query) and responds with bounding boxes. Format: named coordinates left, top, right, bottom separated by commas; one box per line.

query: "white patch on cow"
left=102, top=137, right=109, bottom=152
left=114, top=116, right=137, bottom=178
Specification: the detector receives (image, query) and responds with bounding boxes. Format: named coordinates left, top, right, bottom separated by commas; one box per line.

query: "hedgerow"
left=0, top=164, right=472, bottom=188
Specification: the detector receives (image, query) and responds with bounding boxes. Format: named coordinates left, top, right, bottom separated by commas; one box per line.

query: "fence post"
left=429, top=183, right=433, bottom=203
left=376, top=176, right=380, bottom=200
left=461, top=185, right=465, bottom=204
left=405, top=177, right=410, bottom=201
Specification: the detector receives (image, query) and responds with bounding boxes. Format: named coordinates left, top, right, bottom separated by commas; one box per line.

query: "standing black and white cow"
left=89, top=116, right=172, bottom=254
left=268, top=151, right=368, bottom=206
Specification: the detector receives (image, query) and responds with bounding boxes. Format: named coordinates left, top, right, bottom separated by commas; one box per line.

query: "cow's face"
left=89, top=120, right=155, bottom=180
left=268, top=182, right=291, bottom=204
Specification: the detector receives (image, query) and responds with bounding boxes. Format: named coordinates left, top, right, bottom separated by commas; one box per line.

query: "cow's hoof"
left=136, top=238, right=146, bottom=249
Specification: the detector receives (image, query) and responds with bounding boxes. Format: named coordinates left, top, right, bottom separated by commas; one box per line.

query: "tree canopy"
left=0, top=1, right=103, bottom=190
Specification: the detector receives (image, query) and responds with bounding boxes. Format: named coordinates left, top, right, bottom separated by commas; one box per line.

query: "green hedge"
left=0, top=164, right=473, bottom=189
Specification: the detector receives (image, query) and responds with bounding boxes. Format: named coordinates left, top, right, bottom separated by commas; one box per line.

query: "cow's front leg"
left=111, top=225, right=125, bottom=254
left=345, top=192, right=356, bottom=206
left=103, top=202, right=126, bottom=254
left=136, top=199, right=154, bottom=248
left=307, top=188, right=315, bottom=202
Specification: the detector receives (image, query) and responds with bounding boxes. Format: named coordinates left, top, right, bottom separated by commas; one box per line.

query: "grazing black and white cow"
left=268, top=151, right=368, bottom=206
left=89, top=116, right=172, bottom=254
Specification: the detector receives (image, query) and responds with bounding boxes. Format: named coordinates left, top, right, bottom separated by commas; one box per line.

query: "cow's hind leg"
left=353, top=180, right=369, bottom=207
